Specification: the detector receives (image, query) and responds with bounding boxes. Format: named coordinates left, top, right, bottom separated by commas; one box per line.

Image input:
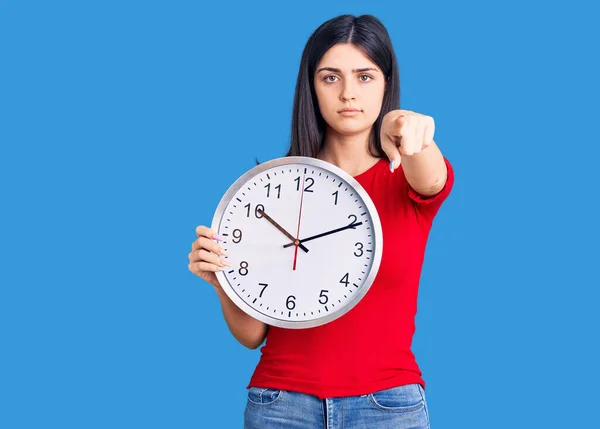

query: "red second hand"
left=293, top=174, right=306, bottom=271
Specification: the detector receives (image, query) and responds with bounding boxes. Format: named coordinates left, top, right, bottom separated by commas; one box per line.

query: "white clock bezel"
left=211, top=156, right=383, bottom=329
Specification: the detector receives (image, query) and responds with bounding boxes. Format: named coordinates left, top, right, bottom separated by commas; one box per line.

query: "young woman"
left=188, top=14, right=454, bottom=428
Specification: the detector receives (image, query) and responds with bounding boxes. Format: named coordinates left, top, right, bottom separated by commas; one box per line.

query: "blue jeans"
left=244, top=383, right=430, bottom=428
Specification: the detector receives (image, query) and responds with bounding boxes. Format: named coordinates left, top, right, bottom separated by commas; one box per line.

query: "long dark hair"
left=286, top=14, right=400, bottom=159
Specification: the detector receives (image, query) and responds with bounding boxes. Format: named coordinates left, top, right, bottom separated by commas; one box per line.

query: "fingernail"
left=219, top=247, right=228, bottom=256
left=220, top=258, right=231, bottom=267
left=212, top=233, right=224, bottom=242
left=389, top=160, right=394, bottom=172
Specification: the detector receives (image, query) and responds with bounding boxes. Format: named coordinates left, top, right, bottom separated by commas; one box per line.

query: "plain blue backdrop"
left=1, top=0, right=599, bottom=427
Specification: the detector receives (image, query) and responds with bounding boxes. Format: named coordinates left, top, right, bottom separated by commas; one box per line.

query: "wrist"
left=212, top=281, right=224, bottom=293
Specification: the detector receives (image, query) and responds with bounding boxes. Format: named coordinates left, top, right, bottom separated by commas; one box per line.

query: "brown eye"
left=324, top=75, right=338, bottom=83
left=359, top=74, right=373, bottom=82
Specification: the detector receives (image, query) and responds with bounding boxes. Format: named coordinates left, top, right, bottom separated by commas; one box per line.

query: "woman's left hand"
left=380, top=110, right=435, bottom=172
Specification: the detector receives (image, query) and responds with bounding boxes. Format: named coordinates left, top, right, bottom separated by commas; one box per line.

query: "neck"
left=317, top=126, right=380, bottom=176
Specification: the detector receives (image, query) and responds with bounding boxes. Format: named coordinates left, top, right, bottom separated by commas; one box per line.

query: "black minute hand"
left=282, top=221, right=363, bottom=248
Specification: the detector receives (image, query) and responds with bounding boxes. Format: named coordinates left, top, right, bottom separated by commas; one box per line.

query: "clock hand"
left=282, top=221, right=364, bottom=248
left=256, top=209, right=309, bottom=253
left=293, top=174, right=306, bottom=271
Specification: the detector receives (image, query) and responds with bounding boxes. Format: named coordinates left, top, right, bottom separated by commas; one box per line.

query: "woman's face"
left=313, top=43, right=386, bottom=137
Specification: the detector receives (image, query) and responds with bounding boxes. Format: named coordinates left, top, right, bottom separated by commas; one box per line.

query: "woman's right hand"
left=188, top=225, right=231, bottom=288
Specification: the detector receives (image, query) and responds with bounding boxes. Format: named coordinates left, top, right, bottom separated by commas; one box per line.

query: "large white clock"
left=211, top=156, right=383, bottom=329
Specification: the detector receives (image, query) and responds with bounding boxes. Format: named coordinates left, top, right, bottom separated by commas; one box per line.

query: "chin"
left=330, top=122, right=370, bottom=136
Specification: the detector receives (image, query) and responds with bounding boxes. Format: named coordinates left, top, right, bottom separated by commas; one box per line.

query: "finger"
left=390, top=147, right=402, bottom=172
left=423, top=116, right=435, bottom=148
left=414, top=117, right=428, bottom=153
left=381, top=135, right=402, bottom=173
left=193, top=248, right=231, bottom=267
left=390, top=114, right=406, bottom=137
left=192, top=237, right=225, bottom=255
left=192, top=236, right=228, bottom=256
left=398, top=114, right=418, bottom=156
left=189, top=261, right=228, bottom=273
left=190, top=248, right=228, bottom=267
left=196, top=225, right=224, bottom=241
left=383, top=143, right=402, bottom=172
left=381, top=113, right=408, bottom=171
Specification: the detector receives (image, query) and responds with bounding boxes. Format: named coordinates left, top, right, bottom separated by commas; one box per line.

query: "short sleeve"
left=406, top=156, right=454, bottom=222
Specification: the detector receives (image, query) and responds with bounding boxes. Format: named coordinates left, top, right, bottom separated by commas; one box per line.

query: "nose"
left=339, top=80, right=357, bottom=102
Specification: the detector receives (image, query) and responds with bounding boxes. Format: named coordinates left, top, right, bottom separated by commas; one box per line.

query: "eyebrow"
left=316, top=67, right=379, bottom=74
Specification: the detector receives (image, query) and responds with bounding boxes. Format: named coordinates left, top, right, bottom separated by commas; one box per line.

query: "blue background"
left=1, top=0, right=598, bottom=427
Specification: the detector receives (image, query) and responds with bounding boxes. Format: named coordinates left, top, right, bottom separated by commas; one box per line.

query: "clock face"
left=212, top=156, right=382, bottom=329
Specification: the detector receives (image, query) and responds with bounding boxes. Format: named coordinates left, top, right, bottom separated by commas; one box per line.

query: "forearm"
left=400, top=140, right=447, bottom=196
left=212, top=283, right=269, bottom=349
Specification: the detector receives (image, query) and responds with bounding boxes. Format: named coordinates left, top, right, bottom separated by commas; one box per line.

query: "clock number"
left=294, top=176, right=314, bottom=192
left=239, top=261, right=249, bottom=276
left=348, top=214, right=358, bottom=225
left=245, top=203, right=265, bottom=218
left=354, top=242, right=364, bottom=257
left=318, top=289, right=329, bottom=304
left=286, top=295, right=296, bottom=310
left=304, top=177, right=314, bottom=192
left=265, top=183, right=282, bottom=199
left=232, top=229, right=242, bottom=243
left=340, top=272, right=349, bottom=287
left=259, top=283, right=268, bottom=298
left=332, top=190, right=338, bottom=205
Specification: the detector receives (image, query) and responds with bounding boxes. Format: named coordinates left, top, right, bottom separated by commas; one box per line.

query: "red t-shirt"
left=247, top=156, right=455, bottom=400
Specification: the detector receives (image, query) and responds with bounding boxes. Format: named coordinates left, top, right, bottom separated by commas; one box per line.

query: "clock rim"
left=211, top=156, right=383, bottom=329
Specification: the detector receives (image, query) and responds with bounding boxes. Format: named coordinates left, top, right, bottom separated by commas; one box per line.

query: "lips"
left=338, top=108, right=362, bottom=117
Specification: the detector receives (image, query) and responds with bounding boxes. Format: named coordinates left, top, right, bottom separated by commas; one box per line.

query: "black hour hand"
left=257, top=209, right=309, bottom=253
